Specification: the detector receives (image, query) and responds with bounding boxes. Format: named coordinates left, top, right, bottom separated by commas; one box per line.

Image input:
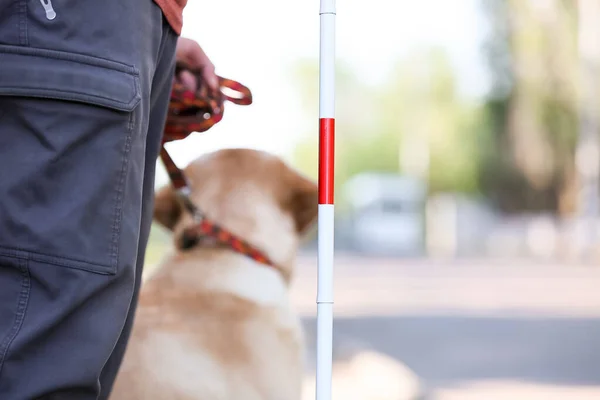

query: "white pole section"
left=316, top=0, right=335, bottom=400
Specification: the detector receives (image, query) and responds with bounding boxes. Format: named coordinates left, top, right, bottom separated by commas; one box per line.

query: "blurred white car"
left=343, top=173, right=426, bottom=256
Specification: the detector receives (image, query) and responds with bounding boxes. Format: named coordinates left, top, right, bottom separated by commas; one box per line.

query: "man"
left=0, top=1, right=213, bottom=398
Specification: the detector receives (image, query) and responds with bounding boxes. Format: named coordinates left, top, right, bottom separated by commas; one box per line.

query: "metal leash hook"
left=316, top=1, right=336, bottom=400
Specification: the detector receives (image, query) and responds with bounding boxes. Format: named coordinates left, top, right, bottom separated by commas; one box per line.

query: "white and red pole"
left=316, top=0, right=335, bottom=399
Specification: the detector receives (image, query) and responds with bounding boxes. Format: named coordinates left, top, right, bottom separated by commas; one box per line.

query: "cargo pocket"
left=0, top=44, right=142, bottom=275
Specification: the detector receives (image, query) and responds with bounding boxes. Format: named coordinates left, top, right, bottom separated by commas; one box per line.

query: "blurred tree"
left=380, top=49, right=484, bottom=194
left=289, top=59, right=400, bottom=209
left=481, top=0, right=578, bottom=214
left=290, top=49, right=484, bottom=209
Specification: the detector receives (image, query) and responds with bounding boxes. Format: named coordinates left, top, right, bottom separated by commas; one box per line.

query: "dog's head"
left=154, top=148, right=318, bottom=279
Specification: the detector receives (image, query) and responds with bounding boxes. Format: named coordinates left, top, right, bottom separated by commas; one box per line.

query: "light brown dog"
left=110, top=148, right=318, bottom=400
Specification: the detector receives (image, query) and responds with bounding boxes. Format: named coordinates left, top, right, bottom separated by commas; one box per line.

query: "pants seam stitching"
left=110, top=118, right=135, bottom=270
left=19, top=0, right=28, bottom=46
left=0, top=258, right=31, bottom=379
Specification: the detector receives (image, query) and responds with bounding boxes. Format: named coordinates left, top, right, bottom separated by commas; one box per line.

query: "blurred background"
left=147, top=0, right=600, bottom=398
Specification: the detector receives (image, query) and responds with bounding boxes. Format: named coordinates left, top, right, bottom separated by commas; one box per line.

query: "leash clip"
left=177, top=188, right=205, bottom=223
left=192, top=209, right=205, bottom=223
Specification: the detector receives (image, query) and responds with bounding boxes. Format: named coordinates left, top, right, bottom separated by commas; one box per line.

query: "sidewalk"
left=293, top=256, right=600, bottom=399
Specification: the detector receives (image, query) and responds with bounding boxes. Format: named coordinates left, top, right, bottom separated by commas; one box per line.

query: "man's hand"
left=175, top=37, right=218, bottom=93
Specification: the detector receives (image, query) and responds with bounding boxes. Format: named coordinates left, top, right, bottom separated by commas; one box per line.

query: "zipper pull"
left=39, top=0, right=56, bottom=20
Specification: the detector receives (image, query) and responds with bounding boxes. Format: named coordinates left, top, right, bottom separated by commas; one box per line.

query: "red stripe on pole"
left=319, top=118, right=335, bottom=204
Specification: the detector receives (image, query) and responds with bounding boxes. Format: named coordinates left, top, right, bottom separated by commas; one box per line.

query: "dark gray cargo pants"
left=0, top=0, right=178, bottom=398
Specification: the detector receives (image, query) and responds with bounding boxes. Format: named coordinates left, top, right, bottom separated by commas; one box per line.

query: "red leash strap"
left=160, top=147, right=188, bottom=191
left=180, top=220, right=274, bottom=266
left=219, top=78, right=253, bottom=105
left=163, top=65, right=252, bottom=142
left=161, top=63, right=253, bottom=192
left=159, top=64, right=275, bottom=269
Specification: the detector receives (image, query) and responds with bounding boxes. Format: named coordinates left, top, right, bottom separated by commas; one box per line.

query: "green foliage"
left=289, top=58, right=405, bottom=210
left=291, top=0, right=581, bottom=215
left=290, top=48, right=485, bottom=209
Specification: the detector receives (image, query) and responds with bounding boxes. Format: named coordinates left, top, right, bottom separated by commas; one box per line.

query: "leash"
left=161, top=63, right=275, bottom=268
left=161, top=63, right=252, bottom=193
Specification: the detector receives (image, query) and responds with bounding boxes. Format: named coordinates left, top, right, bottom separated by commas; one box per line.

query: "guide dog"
left=110, top=148, right=317, bottom=400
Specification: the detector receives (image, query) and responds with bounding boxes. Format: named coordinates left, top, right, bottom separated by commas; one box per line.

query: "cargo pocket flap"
left=0, top=45, right=141, bottom=112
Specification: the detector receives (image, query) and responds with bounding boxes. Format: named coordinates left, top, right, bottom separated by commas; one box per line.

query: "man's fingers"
left=201, top=66, right=219, bottom=92
left=178, top=70, right=197, bottom=91
left=175, top=37, right=220, bottom=93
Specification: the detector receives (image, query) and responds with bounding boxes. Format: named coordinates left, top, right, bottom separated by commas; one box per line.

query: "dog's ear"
left=153, top=185, right=182, bottom=231
left=286, top=173, right=319, bottom=235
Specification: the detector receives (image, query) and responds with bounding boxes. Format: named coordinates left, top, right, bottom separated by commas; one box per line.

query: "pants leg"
left=98, top=24, right=178, bottom=400
left=0, top=1, right=177, bottom=398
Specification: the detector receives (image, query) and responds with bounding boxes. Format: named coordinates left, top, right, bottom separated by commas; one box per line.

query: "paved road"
left=292, top=255, right=600, bottom=399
